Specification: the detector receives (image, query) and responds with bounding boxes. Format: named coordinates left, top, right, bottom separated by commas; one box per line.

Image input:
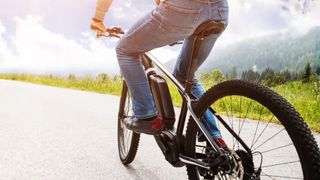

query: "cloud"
left=218, top=0, right=320, bottom=45
left=0, top=15, right=119, bottom=76
left=0, top=1, right=319, bottom=76
left=108, top=0, right=154, bottom=27
left=0, top=15, right=180, bottom=76
left=0, top=22, right=12, bottom=63
left=286, top=0, right=320, bottom=33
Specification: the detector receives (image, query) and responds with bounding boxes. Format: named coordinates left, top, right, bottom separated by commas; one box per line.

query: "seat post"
left=184, top=35, right=202, bottom=96
left=184, top=20, right=225, bottom=96
left=185, top=20, right=225, bottom=95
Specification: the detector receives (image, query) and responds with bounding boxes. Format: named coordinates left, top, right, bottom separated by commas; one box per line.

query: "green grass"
left=1, top=73, right=319, bottom=132
left=201, top=81, right=320, bottom=132
left=0, top=74, right=123, bottom=96
left=273, top=81, right=320, bottom=132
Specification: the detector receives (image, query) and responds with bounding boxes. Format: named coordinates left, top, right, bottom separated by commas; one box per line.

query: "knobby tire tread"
left=185, top=80, right=320, bottom=180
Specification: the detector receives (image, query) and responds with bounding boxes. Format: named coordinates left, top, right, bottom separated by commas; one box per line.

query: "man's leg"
left=116, top=4, right=199, bottom=134
left=174, top=33, right=222, bottom=138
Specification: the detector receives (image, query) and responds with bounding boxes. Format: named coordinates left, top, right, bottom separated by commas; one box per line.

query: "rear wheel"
left=117, top=82, right=140, bottom=165
left=185, top=80, right=320, bottom=180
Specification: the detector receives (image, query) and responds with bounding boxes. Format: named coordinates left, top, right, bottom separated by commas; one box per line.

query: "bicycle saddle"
left=193, top=20, right=225, bottom=36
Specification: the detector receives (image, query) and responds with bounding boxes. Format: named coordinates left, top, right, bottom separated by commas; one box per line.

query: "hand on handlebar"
left=90, top=19, right=124, bottom=38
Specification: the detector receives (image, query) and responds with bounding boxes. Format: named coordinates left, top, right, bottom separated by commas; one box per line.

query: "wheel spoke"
left=250, top=106, right=264, bottom=149
left=221, top=99, right=232, bottom=129
left=251, top=115, right=275, bottom=148
left=260, top=143, right=293, bottom=154
left=252, top=128, right=285, bottom=151
left=262, top=160, right=300, bottom=168
left=237, top=96, right=243, bottom=149
left=230, top=96, right=235, bottom=148
left=260, top=174, right=303, bottom=179
left=237, top=99, right=253, bottom=145
left=260, top=171, right=277, bottom=180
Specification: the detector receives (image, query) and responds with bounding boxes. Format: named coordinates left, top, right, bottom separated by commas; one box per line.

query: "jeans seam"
left=194, top=0, right=223, bottom=4
left=218, top=7, right=228, bottom=21
left=163, top=1, right=201, bottom=14
left=125, top=18, right=151, bottom=40
left=160, top=1, right=201, bottom=31
left=208, top=2, right=211, bottom=19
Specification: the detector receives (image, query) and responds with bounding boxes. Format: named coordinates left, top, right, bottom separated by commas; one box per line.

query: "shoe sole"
left=125, top=125, right=162, bottom=135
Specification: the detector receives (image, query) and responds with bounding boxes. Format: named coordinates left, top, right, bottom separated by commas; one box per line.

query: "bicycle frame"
left=140, top=30, right=251, bottom=168
left=117, top=20, right=251, bottom=169
left=142, top=52, right=223, bottom=153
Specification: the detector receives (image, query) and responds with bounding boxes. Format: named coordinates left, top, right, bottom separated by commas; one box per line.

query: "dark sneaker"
left=214, top=137, right=228, bottom=150
left=123, top=116, right=164, bottom=135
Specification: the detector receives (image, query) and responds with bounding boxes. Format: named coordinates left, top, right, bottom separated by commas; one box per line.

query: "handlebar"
left=96, top=27, right=124, bottom=38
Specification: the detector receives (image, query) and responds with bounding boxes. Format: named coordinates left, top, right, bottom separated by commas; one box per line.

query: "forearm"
left=94, top=0, right=112, bottom=21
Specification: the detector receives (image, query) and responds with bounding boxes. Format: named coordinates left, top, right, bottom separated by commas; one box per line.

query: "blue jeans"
left=116, top=0, right=229, bottom=137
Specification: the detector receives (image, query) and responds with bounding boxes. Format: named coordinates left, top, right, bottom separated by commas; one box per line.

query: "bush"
left=68, top=74, right=76, bottom=81
left=96, top=73, right=109, bottom=83
left=310, top=75, right=320, bottom=101
left=200, top=69, right=227, bottom=85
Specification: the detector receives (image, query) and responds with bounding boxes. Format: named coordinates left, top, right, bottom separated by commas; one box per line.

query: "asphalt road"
left=0, top=80, right=319, bottom=179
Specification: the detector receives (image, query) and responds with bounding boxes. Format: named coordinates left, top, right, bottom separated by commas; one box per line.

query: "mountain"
left=165, top=27, right=320, bottom=75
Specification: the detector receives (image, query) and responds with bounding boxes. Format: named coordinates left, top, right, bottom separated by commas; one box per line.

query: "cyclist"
left=91, top=0, right=229, bottom=149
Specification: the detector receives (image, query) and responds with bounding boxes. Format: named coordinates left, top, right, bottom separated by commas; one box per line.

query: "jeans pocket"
left=160, top=1, right=201, bottom=32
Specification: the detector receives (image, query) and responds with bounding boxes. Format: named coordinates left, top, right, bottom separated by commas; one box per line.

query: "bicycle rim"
left=117, top=83, right=140, bottom=164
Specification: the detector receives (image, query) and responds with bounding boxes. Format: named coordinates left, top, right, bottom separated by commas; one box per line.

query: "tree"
left=241, top=70, right=260, bottom=82
left=316, top=65, right=320, bottom=75
left=230, top=66, right=237, bottom=79
left=260, top=68, right=274, bottom=81
left=281, top=69, right=292, bottom=82
left=302, top=62, right=312, bottom=83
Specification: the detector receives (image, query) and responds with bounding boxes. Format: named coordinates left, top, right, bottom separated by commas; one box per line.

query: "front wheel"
left=117, top=81, right=140, bottom=165
left=185, top=80, right=320, bottom=180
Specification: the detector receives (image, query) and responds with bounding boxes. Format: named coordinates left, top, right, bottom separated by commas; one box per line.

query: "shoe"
left=198, top=134, right=228, bottom=150
left=123, top=116, right=164, bottom=135
left=214, top=137, right=228, bottom=150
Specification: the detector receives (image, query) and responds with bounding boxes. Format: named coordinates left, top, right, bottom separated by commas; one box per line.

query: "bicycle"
left=101, top=21, right=320, bottom=179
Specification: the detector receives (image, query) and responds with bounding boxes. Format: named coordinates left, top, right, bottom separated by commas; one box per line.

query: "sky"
left=0, top=0, right=319, bottom=76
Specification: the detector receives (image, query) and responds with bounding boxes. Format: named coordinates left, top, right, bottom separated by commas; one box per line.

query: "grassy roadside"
left=1, top=73, right=319, bottom=132
left=0, top=74, right=123, bottom=96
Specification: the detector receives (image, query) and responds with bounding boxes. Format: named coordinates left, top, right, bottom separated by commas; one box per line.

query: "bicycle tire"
left=117, top=82, right=140, bottom=165
left=185, top=80, right=320, bottom=180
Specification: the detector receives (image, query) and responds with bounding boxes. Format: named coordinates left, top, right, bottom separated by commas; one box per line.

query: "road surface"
left=0, top=80, right=319, bottom=179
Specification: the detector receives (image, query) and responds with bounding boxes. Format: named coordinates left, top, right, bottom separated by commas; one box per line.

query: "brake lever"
left=110, top=27, right=124, bottom=34
left=169, top=41, right=183, bottom=46
left=100, top=27, right=124, bottom=38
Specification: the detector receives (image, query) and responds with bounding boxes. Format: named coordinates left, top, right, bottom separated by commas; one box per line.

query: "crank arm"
left=180, top=154, right=211, bottom=170
left=179, top=154, right=226, bottom=170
